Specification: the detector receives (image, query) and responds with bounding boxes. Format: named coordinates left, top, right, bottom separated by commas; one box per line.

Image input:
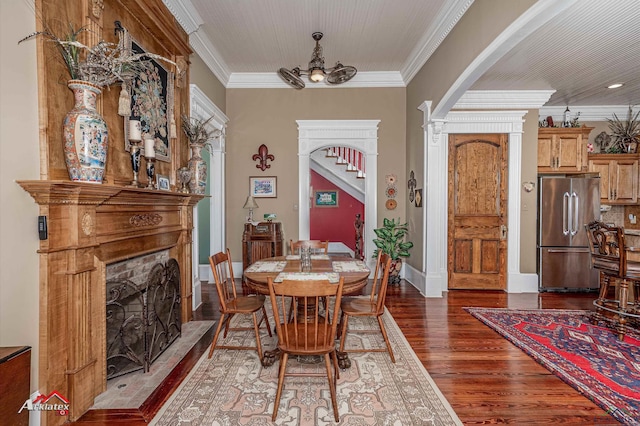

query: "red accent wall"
left=310, top=170, right=364, bottom=250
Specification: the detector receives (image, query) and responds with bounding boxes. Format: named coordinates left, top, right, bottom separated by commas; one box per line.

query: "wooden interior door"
left=448, top=134, right=508, bottom=290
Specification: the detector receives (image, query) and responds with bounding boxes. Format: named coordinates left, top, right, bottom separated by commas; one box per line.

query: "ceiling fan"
left=278, top=32, right=357, bottom=89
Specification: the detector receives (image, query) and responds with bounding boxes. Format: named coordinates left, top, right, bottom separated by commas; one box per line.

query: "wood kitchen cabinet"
left=588, top=154, right=639, bottom=204
left=537, top=126, right=594, bottom=173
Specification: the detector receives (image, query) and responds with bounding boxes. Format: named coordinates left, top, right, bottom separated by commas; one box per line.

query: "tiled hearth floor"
left=91, top=320, right=214, bottom=409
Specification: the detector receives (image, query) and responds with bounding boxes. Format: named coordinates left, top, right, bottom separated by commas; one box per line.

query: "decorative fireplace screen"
left=106, top=258, right=181, bottom=379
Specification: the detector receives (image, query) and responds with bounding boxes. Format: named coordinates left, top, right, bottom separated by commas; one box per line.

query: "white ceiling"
left=164, top=0, right=640, bottom=109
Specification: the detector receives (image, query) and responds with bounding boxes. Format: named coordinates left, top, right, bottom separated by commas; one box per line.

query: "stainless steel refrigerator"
left=537, top=176, right=600, bottom=291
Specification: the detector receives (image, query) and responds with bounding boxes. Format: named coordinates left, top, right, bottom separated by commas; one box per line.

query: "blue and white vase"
left=62, top=80, right=108, bottom=183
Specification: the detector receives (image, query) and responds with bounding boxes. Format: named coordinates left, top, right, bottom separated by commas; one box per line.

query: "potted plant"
left=605, top=106, right=640, bottom=153
left=181, top=114, right=221, bottom=194
left=19, top=23, right=174, bottom=183
left=372, top=218, right=414, bottom=285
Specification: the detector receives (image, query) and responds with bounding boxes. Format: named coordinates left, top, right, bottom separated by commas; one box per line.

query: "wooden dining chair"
left=339, top=251, right=395, bottom=362
left=208, top=249, right=272, bottom=360
left=267, top=276, right=345, bottom=422
left=289, top=239, right=328, bottom=255
left=585, top=221, right=638, bottom=340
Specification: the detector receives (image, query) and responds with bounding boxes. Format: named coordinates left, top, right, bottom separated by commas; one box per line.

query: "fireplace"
left=18, top=181, right=203, bottom=424
left=106, top=252, right=181, bottom=379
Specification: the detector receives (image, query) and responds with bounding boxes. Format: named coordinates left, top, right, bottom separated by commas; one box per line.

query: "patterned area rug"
left=465, top=308, right=640, bottom=426
left=151, top=307, right=462, bottom=425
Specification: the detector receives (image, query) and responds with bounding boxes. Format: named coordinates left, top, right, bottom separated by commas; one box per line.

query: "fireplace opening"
left=106, top=252, right=181, bottom=379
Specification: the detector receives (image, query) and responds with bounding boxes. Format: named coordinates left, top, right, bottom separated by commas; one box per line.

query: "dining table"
left=243, top=254, right=371, bottom=368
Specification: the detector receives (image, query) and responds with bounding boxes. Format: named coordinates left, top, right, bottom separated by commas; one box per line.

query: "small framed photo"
left=315, top=190, right=339, bottom=207
left=249, top=176, right=277, bottom=198
left=414, top=188, right=423, bottom=207
left=157, top=174, right=170, bottom=191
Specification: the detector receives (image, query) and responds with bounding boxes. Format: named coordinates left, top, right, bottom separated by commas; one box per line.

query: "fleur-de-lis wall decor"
left=253, top=144, right=275, bottom=171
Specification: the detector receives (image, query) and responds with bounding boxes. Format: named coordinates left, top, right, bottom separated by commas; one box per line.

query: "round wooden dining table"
left=243, top=255, right=370, bottom=295
left=243, top=255, right=371, bottom=368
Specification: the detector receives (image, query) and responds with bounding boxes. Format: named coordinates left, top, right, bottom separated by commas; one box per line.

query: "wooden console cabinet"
left=242, top=222, right=284, bottom=271
left=0, top=346, right=31, bottom=426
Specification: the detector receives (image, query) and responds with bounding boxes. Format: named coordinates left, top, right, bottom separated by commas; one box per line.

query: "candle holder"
left=145, top=156, right=156, bottom=189
left=127, top=140, right=143, bottom=187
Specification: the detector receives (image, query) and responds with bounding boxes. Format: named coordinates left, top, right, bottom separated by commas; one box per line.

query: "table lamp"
left=243, top=195, right=259, bottom=222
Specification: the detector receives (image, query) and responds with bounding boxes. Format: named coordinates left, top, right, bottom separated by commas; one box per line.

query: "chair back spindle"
left=289, top=240, right=329, bottom=256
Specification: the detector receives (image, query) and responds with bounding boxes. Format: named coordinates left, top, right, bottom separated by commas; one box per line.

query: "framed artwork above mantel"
left=123, top=34, right=175, bottom=163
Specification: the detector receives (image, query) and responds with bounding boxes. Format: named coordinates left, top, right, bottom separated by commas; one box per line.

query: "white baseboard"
left=508, top=272, right=539, bottom=293
left=199, top=264, right=211, bottom=283
left=232, top=261, right=243, bottom=279
left=29, top=391, right=41, bottom=426
left=405, top=265, right=539, bottom=295
left=192, top=280, right=202, bottom=311
left=404, top=263, right=446, bottom=297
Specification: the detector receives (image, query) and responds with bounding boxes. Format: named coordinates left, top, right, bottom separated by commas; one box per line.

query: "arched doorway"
left=309, top=146, right=366, bottom=257
left=297, top=120, right=379, bottom=270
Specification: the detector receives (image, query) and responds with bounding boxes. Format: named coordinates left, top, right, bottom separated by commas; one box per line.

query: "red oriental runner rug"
left=465, top=308, right=639, bottom=426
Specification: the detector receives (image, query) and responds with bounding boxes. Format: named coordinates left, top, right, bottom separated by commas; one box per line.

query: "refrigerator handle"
left=571, top=192, right=579, bottom=236
left=563, top=192, right=570, bottom=235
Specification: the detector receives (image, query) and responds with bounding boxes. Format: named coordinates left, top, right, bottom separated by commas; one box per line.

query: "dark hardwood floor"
left=74, top=281, right=619, bottom=425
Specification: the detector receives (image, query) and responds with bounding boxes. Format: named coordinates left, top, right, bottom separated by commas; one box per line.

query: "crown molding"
left=189, top=31, right=231, bottom=86
left=453, top=90, right=556, bottom=109
left=226, top=71, right=405, bottom=89
left=401, top=0, right=474, bottom=84
left=162, top=0, right=231, bottom=85
left=162, top=0, right=203, bottom=34
left=538, top=105, right=639, bottom=121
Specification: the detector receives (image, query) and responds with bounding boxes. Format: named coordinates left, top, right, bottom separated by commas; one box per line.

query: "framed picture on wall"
left=315, top=190, right=339, bottom=207
left=249, top=176, right=277, bottom=198
left=415, top=189, right=423, bottom=207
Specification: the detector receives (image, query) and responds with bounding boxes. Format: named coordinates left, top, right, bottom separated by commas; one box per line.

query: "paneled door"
left=448, top=134, right=508, bottom=290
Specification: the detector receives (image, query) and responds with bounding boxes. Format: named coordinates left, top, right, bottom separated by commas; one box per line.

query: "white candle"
left=144, top=138, right=156, bottom=158
left=129, top=120, right=142, bottom=141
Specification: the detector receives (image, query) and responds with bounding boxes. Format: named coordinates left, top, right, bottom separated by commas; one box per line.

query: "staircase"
left=310, top=147, right=365, bottom=202
left=325, top=147, right=366, bottom=178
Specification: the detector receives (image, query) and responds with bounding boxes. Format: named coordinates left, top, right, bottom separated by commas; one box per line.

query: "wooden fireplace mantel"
left=18, top=181, right=205, bottom=423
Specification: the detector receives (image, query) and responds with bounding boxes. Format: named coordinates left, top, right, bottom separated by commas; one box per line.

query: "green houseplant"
left=606, top=106, right=640, bottom=153
left=372, top=218, right=414, bottom=285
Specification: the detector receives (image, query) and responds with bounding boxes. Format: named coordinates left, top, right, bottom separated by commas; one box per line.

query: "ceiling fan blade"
left=278, top=67, right=305, bottom=89
left=327, top=64, right=357, bottom=85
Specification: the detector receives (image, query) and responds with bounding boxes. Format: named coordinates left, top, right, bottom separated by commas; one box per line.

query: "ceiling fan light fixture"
left=278, top=32, right=357, bottom=89
left=310, top=68, right=325, bottom=82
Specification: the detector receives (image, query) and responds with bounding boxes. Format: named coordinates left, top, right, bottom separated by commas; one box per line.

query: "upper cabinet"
left=537, top=126, right=594, bottom=173
left=588, top=154, right=639, bottom=204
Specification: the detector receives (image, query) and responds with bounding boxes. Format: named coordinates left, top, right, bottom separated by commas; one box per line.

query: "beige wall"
left=405, top=0, right=536, bottom=271
left=190, top=54, right=226, bottom=112
left=520, top=110, right=540, bottom=273
left=0, top=1, right=41, bottom=391
left=225, top=88, right=406, bottom=262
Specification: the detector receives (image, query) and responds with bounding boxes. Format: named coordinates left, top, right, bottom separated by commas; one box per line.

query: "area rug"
left=150, top=307, right=462, bottom=425
left=465, top=308, right=640, bottom=426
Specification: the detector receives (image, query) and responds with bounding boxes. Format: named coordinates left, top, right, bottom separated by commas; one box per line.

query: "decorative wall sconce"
left=253, top=144, right=275, bottom=171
